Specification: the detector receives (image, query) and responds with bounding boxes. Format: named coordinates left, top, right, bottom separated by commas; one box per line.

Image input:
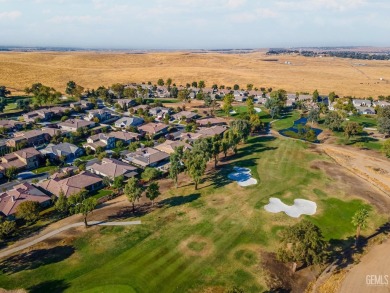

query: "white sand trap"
left=229, top=110, right=237, bottom=114
left=254, top=107, right=261, bottom=113
left=228, top=167, right=257, bottom=187
left=264, top=198, right=317, bottom=218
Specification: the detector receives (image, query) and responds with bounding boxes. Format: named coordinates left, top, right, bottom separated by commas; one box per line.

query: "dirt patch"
left=178, top=235, right=214, bottom=257
left=261, top=251, right=320, bottom=293
left=311, top=160, right=390, bottom=213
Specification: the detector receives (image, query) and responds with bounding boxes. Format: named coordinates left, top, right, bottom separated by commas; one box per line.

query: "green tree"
left=211, top=136, right=221, bottom=167
left=5, top=166, right=18, bottom=182
left=124, top=87, right=137, bottom=98
left=66, top=81, right=77, bottom=96
left=312, top=89, right=319, bottom=102
left=249, top=114, right=263, bottom=133
left=328, top=91, right=337, bottom=103
left=230, top=119, right=251, bottom=143
left=277, top=220, right=327, bottom=273
left=166, top=78, right=172, bottom=87
left=141, top=167, right=161, bottom=182
left=0, top=220, right=16, bottom=238
left=54, top=190, right=69, bottom=215
left=16, top=201, right=40, bottom=223
left=191, top=81, right=198, bottom=88
left=0, top=86, right=11, bottom=98
left=324, top=111, right=344, bottom=131
left=112, top=175, right=125, bottom=190
left=124, top=177, right=143, bottom=212
left=377, top=106, right=390, bottom=135
left=111, top=83, right=125, bottom=98
left=185, top=152, right=207, bottom=190
left=222, top=93, right=234, bottom=115
left=352, top=208, right=369, bottom=246
left=145, top=182, right=160, bottom=206
left=198, top=80, right=205, bottom=89
left=246, top=97, right=255, bottom=115
left=382, top=139, right=390, bottom=157
left=169, top=146, right=184, bottom=188
left=308, top=109, right=320, bottom=125
left=344, top=121, right=361, bottom=140
left=73, top=198, right=97, bottom=227
left=157, top=79, right=165, bottom=86
left=233, top=84, right=240, bottom=90
left=246, top=84, right=254, bottom=91
left=178, top=89, right=190, bottom=103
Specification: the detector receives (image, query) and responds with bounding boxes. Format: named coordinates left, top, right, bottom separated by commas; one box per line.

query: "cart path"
left=338, top=238, right=390, bottom=293
left=0, top=220, right=141, bottom=259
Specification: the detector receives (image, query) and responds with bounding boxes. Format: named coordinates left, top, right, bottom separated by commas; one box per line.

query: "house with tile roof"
left=40, top=142, right=83, bottom=161
left=58, top=119, right=95, bottom=132
left=89, top=158, right=138, bottom=179
left=0, top=147, right=41, bottom=173
left=39, top=171, right=103, bottom=197
left=0, top=183, right=51, bottom=218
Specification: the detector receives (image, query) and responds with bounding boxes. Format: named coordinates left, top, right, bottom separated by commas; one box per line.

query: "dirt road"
left=338, top=239, right=390, bottom=293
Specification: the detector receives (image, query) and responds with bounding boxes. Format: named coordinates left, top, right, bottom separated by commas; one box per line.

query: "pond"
left=278, top=117, right=322, bottom=143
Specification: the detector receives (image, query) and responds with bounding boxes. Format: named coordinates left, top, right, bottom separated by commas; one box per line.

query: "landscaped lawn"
left=271, top=110, right=301, bottom=130
left=347, top=114, right=377, bottom=128
left=0, top=136, right=386, bottom=292
left=32, top=165, right=57, bottom=174
left=89, top=189, right=114, bottom=200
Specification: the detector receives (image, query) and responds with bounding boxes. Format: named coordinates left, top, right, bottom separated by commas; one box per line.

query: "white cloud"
left=48, top=15, right=101, bottom=24
left=226, top=0, right=246, bottom=9
left=0, top=10, right=21, bottom=21
left=276, top=0, right=366, bottom=11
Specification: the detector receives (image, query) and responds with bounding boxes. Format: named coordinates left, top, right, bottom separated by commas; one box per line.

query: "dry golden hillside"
left=1, top=51, right=390, bottom=97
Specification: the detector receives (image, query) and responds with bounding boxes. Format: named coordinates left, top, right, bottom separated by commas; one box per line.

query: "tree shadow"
left=0, top=246, right=75, bottom=275
left=159, top=193, right=201, bottom=207
left=328, top=222, right=390, bottom=270
left=106, top=203, right=150, bottom=220
left=28, top=279, right=70, bottom=293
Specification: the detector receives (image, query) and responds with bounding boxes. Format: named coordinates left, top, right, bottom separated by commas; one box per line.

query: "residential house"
left=138, top=123, right=169, bottom=138
left=233, top=90, right=247, bottom=102
left=6, top=130, right=50, bottom=148
left=156, top=86, right=171, bottom=98
left=297, top=94, right=313, bottom=102
left=0, top=120, right=25, bottom=132
left=373, top=100, right=390, bottom=108
left=352, top=99, right=372, bottom=108
left=154, top=140, right=191, bottom=155
left=58, top=119, right=95, bottom=132
left=115, top=99, right=136, bottom=109
left=131, top=104, right=150, bottom=113
left=22, top=109, right=53, bottom=123
left=172, top=111, right=200, bottom=122
left=355, top=107, right=376, bottom=115
left=196, top=126, right=227, bottom=138
left=70, top=100, right=93, bottom=110
left=39, top=171, right=103, bottom=197
left=83, top=133, right=115, bottom=151
left=124, top=147, right=170, bottom=169
left=148, top=107, right=171, bottom=119
left=107, top=131, right=141, bottom=144
left=40, top=142, right=83, bottom=161
left=114, top=116, right=144, bottom=129
left=89, top=158, right=138, bottom=179
left=85, top=109, right=113, bottom=123
left=0, top=140, right=8, bottom=157
left=196, top=117, right=228, bottom=127
left=180, top=132, right=203, bottom=143
left=0, top=183, right=51, bottom=218
left=0, top=147, right=41, bottom=173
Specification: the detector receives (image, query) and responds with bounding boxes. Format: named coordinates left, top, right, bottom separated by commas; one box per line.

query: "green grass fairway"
left=0, top=136, right=386, bottom=292
left=347, top=115, right=377, bottom=128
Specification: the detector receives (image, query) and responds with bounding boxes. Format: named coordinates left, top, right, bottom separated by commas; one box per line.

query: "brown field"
left=1, top=51, right=390, bottom=97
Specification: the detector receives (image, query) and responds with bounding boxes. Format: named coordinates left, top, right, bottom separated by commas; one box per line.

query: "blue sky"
left=0, top=0, right=389, bottom=49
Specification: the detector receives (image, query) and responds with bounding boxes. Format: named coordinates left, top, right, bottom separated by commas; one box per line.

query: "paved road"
left=0, top=220, right=141, bottom=259
left=339, top=239, right=390, bottom=293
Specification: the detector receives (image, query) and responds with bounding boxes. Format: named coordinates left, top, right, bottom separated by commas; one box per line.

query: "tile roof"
left=89, top=158, right=137, bottom=178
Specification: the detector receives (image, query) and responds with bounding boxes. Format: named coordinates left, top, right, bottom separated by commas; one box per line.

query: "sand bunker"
left=264, top=198, right=317, bottom=218
left=229, top=110, right=237, bottom=114
left=254, top=107, right=261, bottom=113
left=228, top=167, right=257, bottom=186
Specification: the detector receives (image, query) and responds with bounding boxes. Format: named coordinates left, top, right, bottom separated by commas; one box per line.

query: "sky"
left=0, top=0, right=389, bottom=49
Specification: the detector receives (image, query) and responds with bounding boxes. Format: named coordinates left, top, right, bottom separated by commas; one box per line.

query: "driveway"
left=0, top=172, right=49, bottom=191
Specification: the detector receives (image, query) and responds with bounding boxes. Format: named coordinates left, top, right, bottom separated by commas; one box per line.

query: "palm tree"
left=352, top=208, right=369, bottom=246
